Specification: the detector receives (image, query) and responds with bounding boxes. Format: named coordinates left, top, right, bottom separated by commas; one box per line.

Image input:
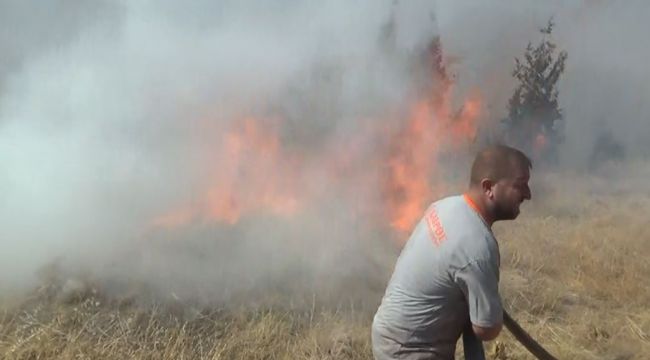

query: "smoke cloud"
left=435, top=0, right=650, bottom=165
left=1, top=1, right=648, bottom=299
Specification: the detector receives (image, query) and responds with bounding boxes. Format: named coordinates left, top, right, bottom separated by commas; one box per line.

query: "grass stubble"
left=1, top=161, right=649, bottom=359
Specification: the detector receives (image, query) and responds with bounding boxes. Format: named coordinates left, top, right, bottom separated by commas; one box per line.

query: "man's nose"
left=524, top=186, right=532, bottom=200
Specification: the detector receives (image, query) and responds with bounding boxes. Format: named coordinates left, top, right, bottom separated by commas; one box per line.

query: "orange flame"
left=534, top=132, right=547, bottom=157
left=382, top=77, right=481, bottom=233
left=206, top=118, right=301, bottom=223
left=148, top=41, right=482, bottom=238
left=150, top=117, right=302, bottom=229
left=149, top=206, right=196, bottom=230
left=383, top=103, right=435, bottom=232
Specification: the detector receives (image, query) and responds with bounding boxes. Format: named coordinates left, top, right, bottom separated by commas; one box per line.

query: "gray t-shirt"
left=372, top=195, right=502, bottom=359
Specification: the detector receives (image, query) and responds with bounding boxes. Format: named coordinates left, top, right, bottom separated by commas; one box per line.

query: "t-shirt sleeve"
left=454, top=258, right=503, bottom=328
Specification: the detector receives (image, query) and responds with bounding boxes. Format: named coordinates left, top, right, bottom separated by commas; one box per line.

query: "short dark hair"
left=470, top=145, right=532, bottom=186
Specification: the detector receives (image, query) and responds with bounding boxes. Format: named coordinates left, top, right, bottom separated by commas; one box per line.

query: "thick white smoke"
left=1, top=1, right=648, bottom=298
left=0, top=0, right=415, bottom=296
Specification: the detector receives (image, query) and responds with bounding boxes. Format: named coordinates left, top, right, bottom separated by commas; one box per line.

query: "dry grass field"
left=1, top=161, right=649, bottom=359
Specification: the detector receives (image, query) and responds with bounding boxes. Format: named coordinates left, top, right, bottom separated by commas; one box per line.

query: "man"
left=372, top=145, right=532, bottom=359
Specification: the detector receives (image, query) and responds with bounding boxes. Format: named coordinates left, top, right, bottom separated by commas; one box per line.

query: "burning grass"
left=1, top=162, right=649, bottom=359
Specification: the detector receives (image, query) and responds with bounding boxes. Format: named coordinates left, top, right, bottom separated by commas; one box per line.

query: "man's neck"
left=464, top=190, right=494, bottom=228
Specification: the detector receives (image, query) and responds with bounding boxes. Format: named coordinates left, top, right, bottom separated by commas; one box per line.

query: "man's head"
left=469, top=145, right=532, bottom=222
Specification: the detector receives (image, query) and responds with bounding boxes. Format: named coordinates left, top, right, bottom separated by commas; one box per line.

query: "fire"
left=383, top=103, right=436, bottom=232
left=148, top=38, right=482, bottom=239
left=451, top=97, right=481, bottom=142
left=534, top=132, right=548, bottom=157
left=205, top=118, right=301, bottom=223
left=149, top=206, right=195, bottom=230
left=381, top=37, right=482, bottom=233
left=381, top=96, right=481, bottom=233
left=150, top=117, right=302, bottom=229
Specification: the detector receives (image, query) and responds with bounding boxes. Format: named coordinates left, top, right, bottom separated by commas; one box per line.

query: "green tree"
left=502, top=20, right=568, bottom=162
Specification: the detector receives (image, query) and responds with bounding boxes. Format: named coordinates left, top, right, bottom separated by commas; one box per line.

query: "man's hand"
left=472, top=322, right=503, bottom=341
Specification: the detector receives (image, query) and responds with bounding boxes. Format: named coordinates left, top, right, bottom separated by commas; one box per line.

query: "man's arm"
left=454, top=258, right=504, bottom=341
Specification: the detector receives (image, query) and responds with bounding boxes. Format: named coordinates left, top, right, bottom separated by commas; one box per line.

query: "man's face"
left=491, top=166, right=531, bottom=221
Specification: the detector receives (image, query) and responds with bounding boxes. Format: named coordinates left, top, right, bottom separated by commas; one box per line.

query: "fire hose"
left=463, top=310, right=558, bottom=360
left=503, top=310, right=558, bottom=360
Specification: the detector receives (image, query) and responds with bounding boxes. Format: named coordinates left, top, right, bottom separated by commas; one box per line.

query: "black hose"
left=503, top=310, right=559, bottom=360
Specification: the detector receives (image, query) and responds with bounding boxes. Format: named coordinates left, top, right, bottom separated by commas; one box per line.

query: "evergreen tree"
left=502, top=20, right=568, bottom=162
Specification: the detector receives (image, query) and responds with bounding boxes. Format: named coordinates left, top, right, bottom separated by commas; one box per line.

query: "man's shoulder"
left=433, top=194, right=464, bottom=207
left=429, top=194, right=466, bottom=218
left=431, top=195, right=499, bottom=265
left=433, top=195, right=483, bottom=232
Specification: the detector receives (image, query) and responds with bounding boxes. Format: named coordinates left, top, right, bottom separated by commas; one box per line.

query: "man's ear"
left=480, top=178, right=494, bottom=199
